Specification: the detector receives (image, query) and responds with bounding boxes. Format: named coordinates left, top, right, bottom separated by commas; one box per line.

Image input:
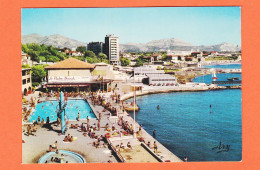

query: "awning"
left=45, top=84, right=91, bottom=87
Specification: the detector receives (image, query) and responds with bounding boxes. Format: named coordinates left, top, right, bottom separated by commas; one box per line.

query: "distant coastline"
left=202, top=60, right=241, bottom=66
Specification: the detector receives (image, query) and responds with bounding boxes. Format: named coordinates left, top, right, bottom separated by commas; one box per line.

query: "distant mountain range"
left=22, top=34, right=87, bottom=49
left=22, top=34, right=241, bottom=52
left=120, top=38, right=241, bottom=52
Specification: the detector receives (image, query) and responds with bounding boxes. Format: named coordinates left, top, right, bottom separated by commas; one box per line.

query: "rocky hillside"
left=22, top=34, right=240, bottom=52
left=22, top=34, right=87, bottom=49
left=120, top=38, right=241, bottom=52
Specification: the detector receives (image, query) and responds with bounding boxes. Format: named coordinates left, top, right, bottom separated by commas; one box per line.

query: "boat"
left=212, top=72, right=218, bottom=80
left=227, top=77, right=239, bottom=81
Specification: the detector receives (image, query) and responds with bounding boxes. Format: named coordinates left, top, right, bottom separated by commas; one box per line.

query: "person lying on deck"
left=127, top=142, right=133, bottom=149
left=31, top=125, right=37, bottom=132
left=63, top=136, right=69, bottom=142
left=70, top=124, right=79, bottom=129
left=67, top=134, right=72, bottom=142
left=120, top=142, right=125, bottom=149
left=48, top=145, right=55, bottom=152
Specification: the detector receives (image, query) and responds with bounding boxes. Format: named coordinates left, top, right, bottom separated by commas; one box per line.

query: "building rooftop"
left=45, top=58, right=95, bottom=69
left=147, top=73, right=176, bottom=79
left=134, top=67, right=164, bottom=74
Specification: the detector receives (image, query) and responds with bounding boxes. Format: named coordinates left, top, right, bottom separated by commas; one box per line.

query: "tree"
left=22, top=44, right=29, bottom=53
left=102, top=59, right=109, bottom=64
left=120, top=58, right=130, bottom=66
left=48, top=55, right=60, bottom=62
left=85, top=50, right=96, bottom=58
left=31, top=65, right=46, bottom=84
left=73, top=56, right=85, bottom=61
left=85, top=57, right=93, bottom=63
left=27, top=43, right=42, bottom=51
left=161, top=54, right=167, bottom=61
left=134, top=58, right=143, bottom=67
left=76, top=46, right=87, bottom=54
left=28, top=50, right=40, bottom=63
left=93, top=56, right=101, bottom=63
left=48, top=46, right=59, bottom=56
left=98, top=53, right=108, bottom=62
left=22, top=64, right=31, bottom=68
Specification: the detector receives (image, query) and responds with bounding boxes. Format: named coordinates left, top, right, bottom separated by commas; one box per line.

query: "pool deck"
left=22, top=91, right=182, bottom=163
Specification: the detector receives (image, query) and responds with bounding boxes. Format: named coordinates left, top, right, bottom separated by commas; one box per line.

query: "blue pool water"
left=128, top=64, right=242, bottom=162
left=38, top=150, right=86, bottom=163
left=29, top=100, right=96, bottom=122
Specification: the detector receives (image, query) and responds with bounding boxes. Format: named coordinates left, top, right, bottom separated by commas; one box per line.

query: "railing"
left=106, top=138, right=126, bottom=163
left=141, top=142, right=164, bottom=162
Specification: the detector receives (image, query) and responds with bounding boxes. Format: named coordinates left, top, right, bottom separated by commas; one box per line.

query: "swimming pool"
left=38, top=150, right=86, bottom=163
left=29, top=100, right=96, bottom=123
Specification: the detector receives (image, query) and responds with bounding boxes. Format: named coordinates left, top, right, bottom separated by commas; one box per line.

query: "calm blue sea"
left=194, top=63, right=242, bottom=86
left=204, top=63, right=241, bottom=69
left=128, top=64, right=242, bottom=162
left=194, top=73, right=241, bottom=86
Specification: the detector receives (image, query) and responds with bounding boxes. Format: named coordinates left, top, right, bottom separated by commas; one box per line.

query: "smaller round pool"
left=38, top=150, right=86, bottom=163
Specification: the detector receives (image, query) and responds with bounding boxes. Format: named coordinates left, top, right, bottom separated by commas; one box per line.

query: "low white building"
left=132, top=66, right=165, bottom=83
left=134, top=66, right=164, bottom=76
left=67, top=51, right=84, bottom=57
left=147, top=74, right=177, bottom=86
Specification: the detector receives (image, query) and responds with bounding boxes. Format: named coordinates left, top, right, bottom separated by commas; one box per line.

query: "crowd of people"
left=22, top=89, right=178, bottom=163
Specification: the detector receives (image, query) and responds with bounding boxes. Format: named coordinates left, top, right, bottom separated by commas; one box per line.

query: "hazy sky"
left=22, top=7, right=241, bottom=45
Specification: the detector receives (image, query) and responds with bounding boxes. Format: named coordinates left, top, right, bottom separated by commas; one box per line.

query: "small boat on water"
left=227, top=77, right=239, bottom=81
left=212, top=72, right=218, bottom=80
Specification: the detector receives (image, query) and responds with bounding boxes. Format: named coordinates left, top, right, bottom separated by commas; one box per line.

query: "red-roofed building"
left=66, top=51, right=84, bottom=57
left=143, top=54, right=162, bottom=63
left=44, top=58, right=110, bottom=91
left=166, top=55, right=183, bottom=63
left=191, top=52, right=202, bottom=57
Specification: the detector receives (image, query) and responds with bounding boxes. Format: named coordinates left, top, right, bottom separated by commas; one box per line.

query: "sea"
left=128, top=64, right=242, bottom=162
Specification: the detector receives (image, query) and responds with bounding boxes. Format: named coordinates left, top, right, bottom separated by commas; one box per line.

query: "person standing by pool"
left=97, top=120, right=100, bottom=131
left=53, top=141, right=58, bottom=149
left=46, top=116, right=50, bottom=126
left=87, top=116, right=89, bottom=124
left=153, top=130, right=156, bottom=138
left=153, top=141, right=158, bottom=153
left=77, top=112, right=80, bottom=121
left=37, top=116, right=41, bottom=124
left=99, top=112, right=101, bottom=120
left=27, top=125, right=31, bottom=135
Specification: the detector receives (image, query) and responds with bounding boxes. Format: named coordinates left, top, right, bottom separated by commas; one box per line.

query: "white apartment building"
left=104, top=34, right=120, bottom=65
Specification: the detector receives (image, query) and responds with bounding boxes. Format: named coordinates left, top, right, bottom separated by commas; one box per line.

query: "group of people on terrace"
left=22, top=89, right=167, bottom=163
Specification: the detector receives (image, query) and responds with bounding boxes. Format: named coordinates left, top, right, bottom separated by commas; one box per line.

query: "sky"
left=22, top=7, right=241, bottom=46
